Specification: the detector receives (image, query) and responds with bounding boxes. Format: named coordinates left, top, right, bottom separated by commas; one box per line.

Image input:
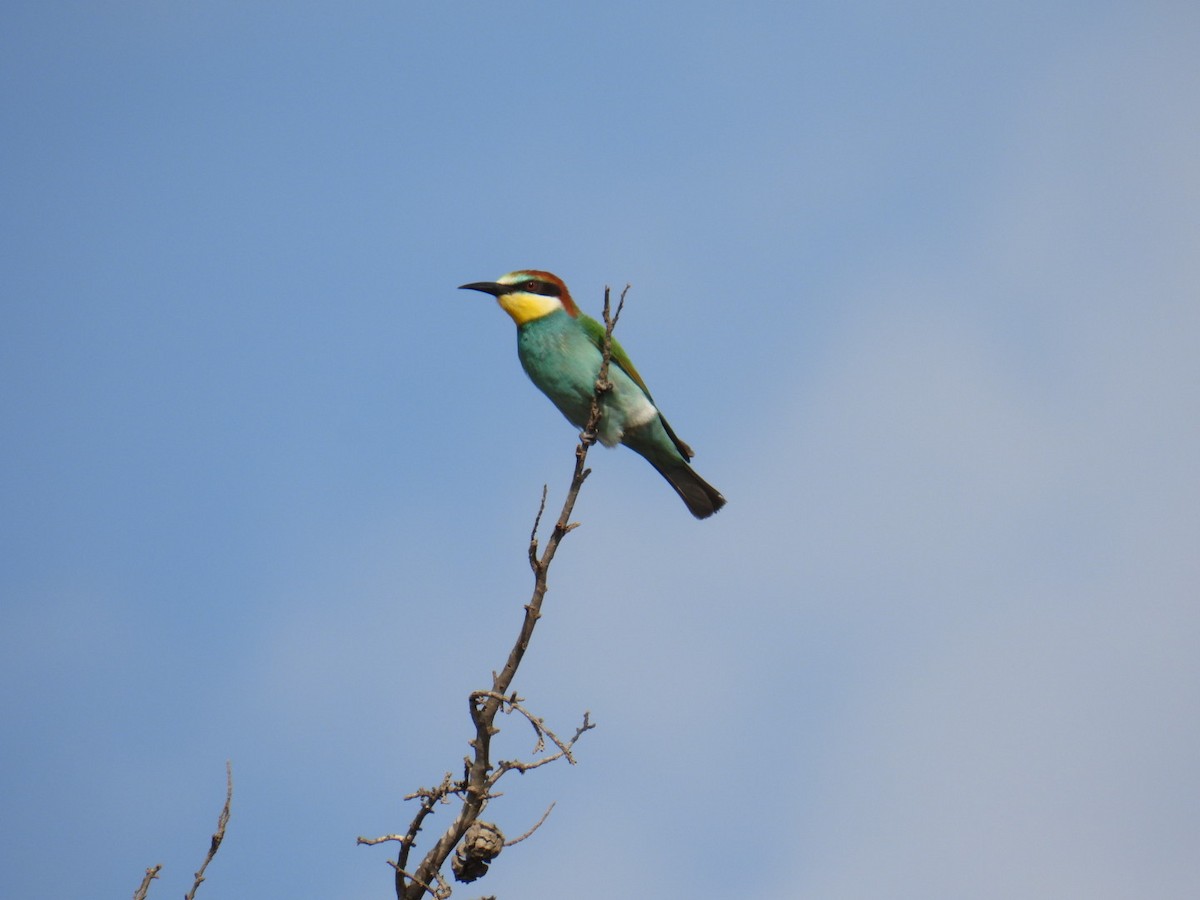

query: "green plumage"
left=460, top=272, right=725, bottom=519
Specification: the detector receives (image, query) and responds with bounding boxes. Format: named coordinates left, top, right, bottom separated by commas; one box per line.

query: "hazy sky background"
left=2, top=3, right=1198, bottom=898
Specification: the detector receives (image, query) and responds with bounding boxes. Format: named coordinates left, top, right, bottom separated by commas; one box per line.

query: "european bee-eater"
left=459, top=270, right=725, bottom=519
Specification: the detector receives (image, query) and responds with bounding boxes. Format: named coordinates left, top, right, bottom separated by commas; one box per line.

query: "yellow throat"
left=496, top=290, right=563, bottom=326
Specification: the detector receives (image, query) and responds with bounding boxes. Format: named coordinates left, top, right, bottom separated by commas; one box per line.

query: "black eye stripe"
left=520, top=280, right=559, bottom=297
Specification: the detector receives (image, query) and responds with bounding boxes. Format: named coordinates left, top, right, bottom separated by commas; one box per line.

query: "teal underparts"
left=515, top=312, right=683, bottom=465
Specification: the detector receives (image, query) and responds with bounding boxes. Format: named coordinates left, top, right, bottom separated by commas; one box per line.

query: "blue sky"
left=2, top=3, right=1198, bottom=898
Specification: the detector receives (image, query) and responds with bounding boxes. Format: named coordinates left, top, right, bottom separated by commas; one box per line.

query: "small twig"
left=184, top=761, right=233, bottom=900
left=356, top=773, right=457, bottom=874
left=469, top=692, right=593, bottom=778
left=385, top=865, right=446, bottom=900
left=432, top=870, right=452, bottom=899
left=505, top=802, right=556, bottom=847
left=528, top=485, right=547, bottom=571
left=576, top=284, right=628, bottom=449
left=564, top=711, right=597, bottom=752
left=358, top=833, right=412, bottom=847
left=131, top=864, right=161, bottom=900
left=404, top=775, right=458, bottom=805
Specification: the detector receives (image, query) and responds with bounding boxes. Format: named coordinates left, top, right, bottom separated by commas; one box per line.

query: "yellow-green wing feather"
left=580, top=314, right=651, bottom=396
left=579, top=314, right=694, bottom=460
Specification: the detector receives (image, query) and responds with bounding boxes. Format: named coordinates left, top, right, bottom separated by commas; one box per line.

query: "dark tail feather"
left=652, top=460, right=726, bottom=519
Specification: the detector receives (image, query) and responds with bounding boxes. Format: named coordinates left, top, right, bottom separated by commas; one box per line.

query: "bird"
left=458, top=270, right=725, bottom=519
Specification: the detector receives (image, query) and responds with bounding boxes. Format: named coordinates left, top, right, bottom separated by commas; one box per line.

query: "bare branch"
left=377, top=285, right=624, bottom=899
left=505, top=803, right=556, bottom=847
left=385, top=865, right=447, bottom=900
left=528, top=485, right=547, bottom=572
left=358, top=833, right=411, bottom=847
left=473, top=694, right=595, bottom=780
left=131, top=865, right=161, bottom=900
left=184, top=761, right=233, bottom=900
left=358, top=770, right=458, bottom=889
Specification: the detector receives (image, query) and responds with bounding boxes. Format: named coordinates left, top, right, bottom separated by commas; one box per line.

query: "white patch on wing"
left=598, top=397, right=657, bottom=447
left=626, top=396, right=658, bottom=429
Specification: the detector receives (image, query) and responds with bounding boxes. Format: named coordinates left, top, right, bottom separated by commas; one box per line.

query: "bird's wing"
left=579, top=314, right=695, bottom=460
left=580, top=314, right=652, bottom=397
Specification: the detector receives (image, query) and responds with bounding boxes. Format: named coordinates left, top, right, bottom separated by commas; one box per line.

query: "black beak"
left=458, top=281, right=509, bottom=297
